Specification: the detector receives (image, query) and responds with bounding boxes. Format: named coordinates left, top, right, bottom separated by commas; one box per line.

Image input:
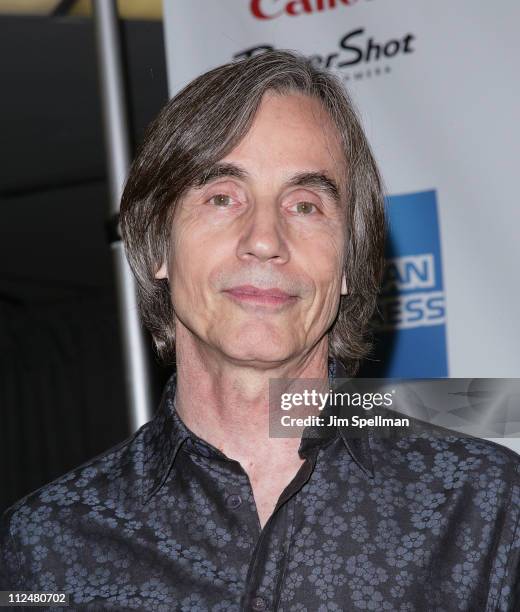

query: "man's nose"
left=236, top=199, right=290, bottom=264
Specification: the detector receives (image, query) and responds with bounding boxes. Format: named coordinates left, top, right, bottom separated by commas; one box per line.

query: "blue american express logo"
left=359, top=189, right=448, bottom=378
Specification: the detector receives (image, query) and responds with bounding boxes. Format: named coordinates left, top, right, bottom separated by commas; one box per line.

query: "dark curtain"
left=0, top=294, right=132, bottom=513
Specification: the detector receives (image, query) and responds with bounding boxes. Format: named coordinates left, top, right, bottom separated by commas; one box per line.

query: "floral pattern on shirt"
left=1, top=359, right=519, bottom=611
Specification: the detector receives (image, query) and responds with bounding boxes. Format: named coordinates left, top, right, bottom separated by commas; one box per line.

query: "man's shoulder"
left=372, top=406, right=520, bottom=488
left=1, top=419, right=153, bottom=547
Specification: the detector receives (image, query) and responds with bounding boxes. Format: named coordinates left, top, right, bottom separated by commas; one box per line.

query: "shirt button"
left=226, top=493, right=242, bottom=509
left=251, top=596, right=267, bottom=611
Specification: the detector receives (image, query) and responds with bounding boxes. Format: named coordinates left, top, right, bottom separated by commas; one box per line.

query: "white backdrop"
left=162, top=0, right=520, bottom=451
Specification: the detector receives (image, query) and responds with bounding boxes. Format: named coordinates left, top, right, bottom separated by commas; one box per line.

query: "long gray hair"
left=120, top=49, right=386, bottom=375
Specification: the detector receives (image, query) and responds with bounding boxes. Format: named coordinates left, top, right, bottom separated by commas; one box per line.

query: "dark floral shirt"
left=1, top=359, right=519, bottom=611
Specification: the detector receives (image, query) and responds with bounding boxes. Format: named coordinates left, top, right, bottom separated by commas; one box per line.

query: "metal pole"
left=92, top=0, right=153, bottom=430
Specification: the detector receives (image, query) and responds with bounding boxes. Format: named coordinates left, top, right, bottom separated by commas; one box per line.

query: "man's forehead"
left=245, top=91, right=343, bottom=148
left=207, top=93, right=345, bottom=192
left=174, top=91, right=348, bottom=206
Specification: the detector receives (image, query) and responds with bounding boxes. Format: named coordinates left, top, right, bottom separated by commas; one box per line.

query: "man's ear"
left=154, top=261, right=168, bottom=280
left=341, top=272, right=348, bottom=295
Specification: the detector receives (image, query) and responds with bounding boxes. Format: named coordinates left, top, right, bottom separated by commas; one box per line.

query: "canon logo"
left=251, top=0, right=358, bottom=20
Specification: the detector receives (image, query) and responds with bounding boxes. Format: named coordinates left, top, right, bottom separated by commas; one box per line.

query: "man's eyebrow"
left=284, top=171, right=341, bottom=206
left=193, top=163, right=249, bottom=187
left=192, top=163, right=341, bottom=205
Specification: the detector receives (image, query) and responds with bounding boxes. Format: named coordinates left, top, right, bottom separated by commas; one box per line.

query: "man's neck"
left=172, top=322, right=330, bottom=527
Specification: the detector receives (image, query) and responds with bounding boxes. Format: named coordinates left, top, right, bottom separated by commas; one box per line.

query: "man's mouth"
left=223, top=285, right=298, bottom=307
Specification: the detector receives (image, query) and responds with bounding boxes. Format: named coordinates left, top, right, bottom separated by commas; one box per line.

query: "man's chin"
left=216, top=342, right=297, bottom=368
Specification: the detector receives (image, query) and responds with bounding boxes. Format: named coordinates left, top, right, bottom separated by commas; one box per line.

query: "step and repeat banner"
left=161, top=1, right=520, bottom=448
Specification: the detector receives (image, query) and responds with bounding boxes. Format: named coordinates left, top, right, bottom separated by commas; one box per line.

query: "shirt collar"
left=141, top=372, right=190, bottom=504
left=299, top=358, right=375, bottom=479
left=141, top=357, right=374, bottom=504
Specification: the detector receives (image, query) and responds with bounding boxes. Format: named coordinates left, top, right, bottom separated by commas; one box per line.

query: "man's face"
left=156, top=92, right=348, bottom=367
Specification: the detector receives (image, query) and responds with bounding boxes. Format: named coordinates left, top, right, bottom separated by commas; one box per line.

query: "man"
left=1, top=50, right=519, bottom=611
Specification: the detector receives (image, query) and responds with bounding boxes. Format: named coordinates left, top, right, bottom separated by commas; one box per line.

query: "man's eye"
left=293, top=201, right=317, bottom=215
left=209, top=194, right=232, bottom=207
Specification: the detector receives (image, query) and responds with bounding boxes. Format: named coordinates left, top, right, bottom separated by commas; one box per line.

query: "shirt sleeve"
left=0, top=509, right=23, bottom=590
left=496, top=462, right=520, bottom=612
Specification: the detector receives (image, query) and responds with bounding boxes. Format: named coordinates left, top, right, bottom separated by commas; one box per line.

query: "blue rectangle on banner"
left=359, top=190, right=448, bottom=378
